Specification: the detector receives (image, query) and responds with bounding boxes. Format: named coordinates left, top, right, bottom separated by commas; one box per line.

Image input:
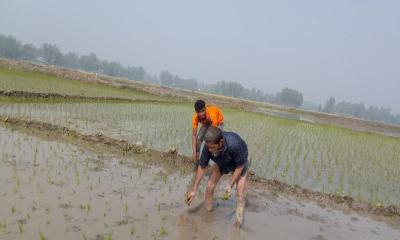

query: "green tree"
left=103, top=61, right=124, bottom=76
left=41, top=43, right=63, bottom=65
left=323, top=96, right=336, bottom=113
left=276, top=87, right=304, bottom=107
left=79, top=53, right=100, bottom=72
left=0, top=35, right=23, bottom=59
left=160, top=71, right=174, bottom=86
left=182, top=78, right=198, bottom=90
left=63, top=52, right=80, bottom=69
left=22, top=43, right=39, bottom=60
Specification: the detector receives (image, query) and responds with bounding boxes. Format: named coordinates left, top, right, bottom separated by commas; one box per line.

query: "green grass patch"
left=0, top=66, right=165, bottom=101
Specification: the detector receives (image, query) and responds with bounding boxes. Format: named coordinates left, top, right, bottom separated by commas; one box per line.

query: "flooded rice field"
left=1, top=126, right=399, bottom=240
left=1, top=102, right=400, bottom=207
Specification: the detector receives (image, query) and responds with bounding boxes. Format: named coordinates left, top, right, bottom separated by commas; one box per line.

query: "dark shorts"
left=217, top=160, right=250, bottom=177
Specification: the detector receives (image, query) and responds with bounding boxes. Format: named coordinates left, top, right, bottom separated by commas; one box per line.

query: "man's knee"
left=236, top=189, right=245, bottom=201
left=206, top=180, right=217, bottom=192
left=206, top=168, right=221, bottom=194
left=236, top=176, right=247, bottom=200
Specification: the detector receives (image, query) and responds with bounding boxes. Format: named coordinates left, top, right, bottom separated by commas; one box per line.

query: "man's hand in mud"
left=185, top=191, right=196, bottom=205
left=225, top=184, right=232, bottom=194
left=223, top=185, right=232, bottom=200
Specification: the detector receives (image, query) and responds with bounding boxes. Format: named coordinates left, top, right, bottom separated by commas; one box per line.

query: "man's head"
left=194, top=100, right=206, bottom=121
left=204, top=126, right=224, bottom=157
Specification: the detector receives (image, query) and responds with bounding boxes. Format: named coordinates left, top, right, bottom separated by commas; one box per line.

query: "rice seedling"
left=124, top=203, right=128, bottom=214
left=39, top=231, right=46, bottom=240
left=0, top=218, right=6, bottom=230
left=18, top=223, right=23, bottom=234
left=159, top=225, right=168, bottom=237
left=130, top=225, right=136, bottom=236
left=163, top=174, right=168, bottom=184
left=103, top=233, right=113, bottom=240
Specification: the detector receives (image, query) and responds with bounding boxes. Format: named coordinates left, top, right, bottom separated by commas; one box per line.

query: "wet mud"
left=1, top=115, right=399, bottom=227
left=1, top=123, right=400, bottom=240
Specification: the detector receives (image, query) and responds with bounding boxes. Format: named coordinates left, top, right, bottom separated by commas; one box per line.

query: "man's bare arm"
left=191, top=128, right=197, bottom=160
left=186, top=166, right=206, bottom=205
left=192, top=166, right=206, bottom=191
left=228, top=164, right=244, bottom=189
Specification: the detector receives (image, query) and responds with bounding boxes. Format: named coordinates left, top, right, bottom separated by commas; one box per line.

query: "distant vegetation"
left=0, top=34, right=146, bottom=81
left=0, top=34, right=303, bottom=106
left=320, top=96, right=400, bottom=126
left=1, top=33, right=399, bottom=125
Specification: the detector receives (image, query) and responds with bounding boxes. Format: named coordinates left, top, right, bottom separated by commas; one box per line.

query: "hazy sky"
left=1, top=0, right=399, bottom=113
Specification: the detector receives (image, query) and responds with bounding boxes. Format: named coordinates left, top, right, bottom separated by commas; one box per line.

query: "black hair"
left=194, top=100, right=206, bottom=113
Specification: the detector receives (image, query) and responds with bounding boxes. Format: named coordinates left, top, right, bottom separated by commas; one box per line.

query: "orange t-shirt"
left=192, top=105, right=224, bottom=129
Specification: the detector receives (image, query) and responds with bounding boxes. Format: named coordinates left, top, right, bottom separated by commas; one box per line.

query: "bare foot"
left=235, top=205, right=244, bottom=227
left=206, top=203, right=214, bottom=212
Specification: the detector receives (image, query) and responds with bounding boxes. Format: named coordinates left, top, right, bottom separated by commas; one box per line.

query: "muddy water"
left=0, top=126, right=399, bottom=240
left=2, top=102, right=400, bottom=207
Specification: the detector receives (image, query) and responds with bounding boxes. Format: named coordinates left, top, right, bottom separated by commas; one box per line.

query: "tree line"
left=0, top=35, right=146, bottom=81
left=159, top=70, right=303, bottom=106
left=320, top=96, right=400, bottom=125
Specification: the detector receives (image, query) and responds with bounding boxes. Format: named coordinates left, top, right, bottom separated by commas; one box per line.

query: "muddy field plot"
left=0, top=126, right=197, bottom=239
left=1, top=101, right=400, bottom=207
left=1, top=126, right=399, bottom=240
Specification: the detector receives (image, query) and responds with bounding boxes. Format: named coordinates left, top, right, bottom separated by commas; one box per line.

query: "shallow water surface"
left=0, top=126, right=399, bottom=240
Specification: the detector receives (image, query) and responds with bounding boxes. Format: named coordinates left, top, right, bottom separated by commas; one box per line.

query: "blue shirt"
left=199, top=131, right=248, bottom=174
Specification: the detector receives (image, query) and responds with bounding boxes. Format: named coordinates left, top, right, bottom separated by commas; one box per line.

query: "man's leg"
left=205, top=164, right=222, bottom=212
left=196, top=125, right=208, bottom=159
left=235, top=171, right=248, bottom=227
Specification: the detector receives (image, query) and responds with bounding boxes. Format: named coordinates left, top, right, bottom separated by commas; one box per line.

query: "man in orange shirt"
left=192, top=100, right=224, bottom=161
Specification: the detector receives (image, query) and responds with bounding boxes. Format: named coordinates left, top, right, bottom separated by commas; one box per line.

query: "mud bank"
left=1, top=115, right=399, bottom=227
left=0, top=58, right=256, bottom=110
left=0, top=90, right=175, bottom=104
left=0, top=90, right=130, bottom=101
